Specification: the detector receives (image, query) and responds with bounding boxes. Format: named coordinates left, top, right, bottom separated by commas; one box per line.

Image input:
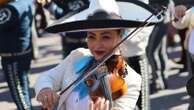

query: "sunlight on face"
left=87, top=29, right=122, bottom=61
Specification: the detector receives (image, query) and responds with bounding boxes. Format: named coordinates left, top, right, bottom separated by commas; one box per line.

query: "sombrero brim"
left=46, top=20, right=156, bottom=33
left=46, top=0, right=163, bottom=33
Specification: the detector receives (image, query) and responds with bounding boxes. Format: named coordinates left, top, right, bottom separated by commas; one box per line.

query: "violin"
left=85, top=55, right=128, bottom=101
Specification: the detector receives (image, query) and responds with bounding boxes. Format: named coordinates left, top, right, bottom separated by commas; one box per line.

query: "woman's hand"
left=89, top=97, right=120, bottom=110
left=37, top=88, right=59, bottom=110
left=174, top=5, right=187, bottom=20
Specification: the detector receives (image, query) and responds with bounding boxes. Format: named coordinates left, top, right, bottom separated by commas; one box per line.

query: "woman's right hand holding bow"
left=37, top=88, right=59, bottom=110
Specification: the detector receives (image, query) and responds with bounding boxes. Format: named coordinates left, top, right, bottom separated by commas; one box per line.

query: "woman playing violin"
left=35, top=0, right=142, bottom=110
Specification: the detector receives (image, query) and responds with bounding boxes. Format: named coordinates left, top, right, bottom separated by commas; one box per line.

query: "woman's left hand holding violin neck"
left=89, top=97, right=121, bottom=110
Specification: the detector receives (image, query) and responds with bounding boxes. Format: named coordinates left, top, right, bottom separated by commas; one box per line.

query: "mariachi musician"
left=0, top=0, right=33, bottom=109
left=35, top=0, right=162, bottom=110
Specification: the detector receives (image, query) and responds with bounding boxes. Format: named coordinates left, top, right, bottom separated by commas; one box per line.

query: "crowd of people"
left=0, top=0, right=194, bottom=110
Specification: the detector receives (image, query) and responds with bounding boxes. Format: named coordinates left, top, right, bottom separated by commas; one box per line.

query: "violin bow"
left=59, top=9, right=164, bottom=98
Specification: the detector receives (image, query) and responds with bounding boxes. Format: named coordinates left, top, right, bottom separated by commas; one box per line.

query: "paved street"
left=0, top=34, right=192, bottom=110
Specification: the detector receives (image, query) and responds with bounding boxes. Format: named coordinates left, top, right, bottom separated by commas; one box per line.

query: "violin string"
left=59, top=9, right=165, bottom=96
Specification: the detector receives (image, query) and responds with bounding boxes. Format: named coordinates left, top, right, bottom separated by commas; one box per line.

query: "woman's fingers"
left=89, top=101, right=94, bottom=110
left=90, top=97, right=110, bottom=110
left=37, top=88, right=59, bottom=109
left=47, top=92, right=54, bottom=108
left=104, top=100, right=109, bottom=110
left=42, top=94, right=50, bottom=109
left=99, top=97, right=105, bottom=110
left=50, top=92, right=60, bottom=109
left=37, top=95, right=47, bottom=109
left=96, top=97, right=103, bottom=110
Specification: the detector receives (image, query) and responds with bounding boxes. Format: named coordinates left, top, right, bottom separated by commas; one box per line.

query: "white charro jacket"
left=35, top=48, right=142, bottom=110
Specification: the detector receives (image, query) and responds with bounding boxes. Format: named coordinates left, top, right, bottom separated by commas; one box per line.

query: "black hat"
left=46, top=0, right=163, bottom=33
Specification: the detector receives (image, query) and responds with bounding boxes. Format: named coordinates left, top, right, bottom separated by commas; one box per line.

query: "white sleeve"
left=113, top=66, right=142, bottom=110
left=34, top=49, right=86, bottom=96
left=34, top=58, right=71, bottom=96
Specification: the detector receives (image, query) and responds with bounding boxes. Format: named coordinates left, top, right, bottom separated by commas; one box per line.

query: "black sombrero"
left=46, top=0, right=163, bottom=33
